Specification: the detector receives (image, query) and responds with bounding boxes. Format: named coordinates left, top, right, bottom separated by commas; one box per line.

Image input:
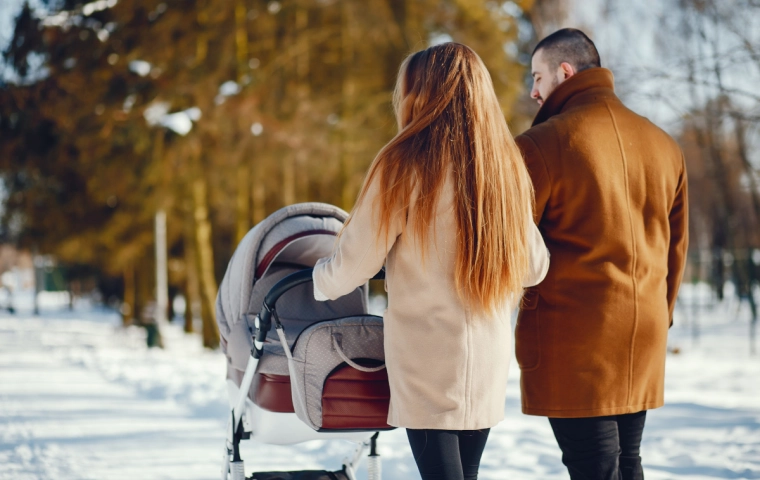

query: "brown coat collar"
left=532, top=68, right=616, bottom=127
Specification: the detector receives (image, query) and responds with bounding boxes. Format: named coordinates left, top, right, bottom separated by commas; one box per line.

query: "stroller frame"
left=222, top=268, right=386, bottom=480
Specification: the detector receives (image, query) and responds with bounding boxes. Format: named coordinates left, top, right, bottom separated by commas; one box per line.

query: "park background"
left=0, top=0, right=759, bottom=479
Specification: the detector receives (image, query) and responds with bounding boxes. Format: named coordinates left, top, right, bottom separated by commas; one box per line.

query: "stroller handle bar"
left=253, top=267, right=385, bottom=358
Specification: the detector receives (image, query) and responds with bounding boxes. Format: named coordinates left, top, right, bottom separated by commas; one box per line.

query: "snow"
left=218, top=81, right=241, bottom=98
left=129, top=60, right=153, bottom=77
left=1, top=292, right=759, bottom=480
left=216, top=81, right=242, bottom=106
left=143, top=101, right=201, bottom=136
left=81, top=0, right=117, bottom=17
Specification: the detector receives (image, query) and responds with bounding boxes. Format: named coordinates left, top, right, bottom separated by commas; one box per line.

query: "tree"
left=649, top=0, right=760, bottom=351
left=1, top=0, right=547, bottom=348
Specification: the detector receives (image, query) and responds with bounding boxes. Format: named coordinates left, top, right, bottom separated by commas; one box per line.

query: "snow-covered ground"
left=1, top=290, right=759, bottom=480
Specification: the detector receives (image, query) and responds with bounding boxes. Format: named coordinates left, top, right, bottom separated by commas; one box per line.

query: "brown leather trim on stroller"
left=254, top=230, right=337, bottom=279
left=253, top=373, right=294, bottom=413
left=253, top=365, right=391, bottom=430
left=321, top=364, right=391, bottom=430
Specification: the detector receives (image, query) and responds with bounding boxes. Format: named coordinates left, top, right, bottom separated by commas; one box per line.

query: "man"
left=515, top=28, right=688, bottom=480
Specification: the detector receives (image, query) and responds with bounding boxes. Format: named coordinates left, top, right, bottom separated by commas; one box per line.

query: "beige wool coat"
left=313, top=172, right=550, bottom=430
left=515, top=68, right=689, bottom=418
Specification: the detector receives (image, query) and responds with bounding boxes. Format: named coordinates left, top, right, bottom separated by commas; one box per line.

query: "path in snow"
left=0, top=303, right=758, bottom=480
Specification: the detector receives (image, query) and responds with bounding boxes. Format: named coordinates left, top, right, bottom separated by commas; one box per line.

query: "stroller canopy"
left=216, top=202, right=368, bottom=370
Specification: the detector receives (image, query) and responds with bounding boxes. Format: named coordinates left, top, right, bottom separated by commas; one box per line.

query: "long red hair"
left=348, top=42, right=534, bottom=314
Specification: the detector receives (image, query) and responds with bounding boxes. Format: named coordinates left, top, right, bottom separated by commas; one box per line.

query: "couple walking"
left=312, top=29, right=688, bottom=480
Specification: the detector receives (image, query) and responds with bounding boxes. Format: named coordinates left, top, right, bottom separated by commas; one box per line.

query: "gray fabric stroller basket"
left=275, top=310, right=387, bottom=431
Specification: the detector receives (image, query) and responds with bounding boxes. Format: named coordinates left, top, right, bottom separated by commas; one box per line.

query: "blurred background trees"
left=0, top=0, right=553, bottom=347
left=561, top=0, right=760, bottom=350
left=663, top=0, right=760, bottom=349
left=1, top=0, right=757, bottom=350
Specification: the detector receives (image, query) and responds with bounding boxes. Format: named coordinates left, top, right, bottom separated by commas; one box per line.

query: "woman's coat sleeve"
left=313, top=176, right=403, bottom=301
left=522, top=222, right=550, bottom=288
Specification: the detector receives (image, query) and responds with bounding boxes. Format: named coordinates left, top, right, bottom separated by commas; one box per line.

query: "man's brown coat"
left=516, top=68, right=689, bottom=418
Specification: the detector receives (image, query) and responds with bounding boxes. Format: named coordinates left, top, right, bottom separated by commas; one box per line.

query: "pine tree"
left=1, top=0, right=545, bottom=348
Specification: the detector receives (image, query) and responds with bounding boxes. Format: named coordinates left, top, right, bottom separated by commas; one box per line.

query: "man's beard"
left=539, top=77, right=561, bottom=105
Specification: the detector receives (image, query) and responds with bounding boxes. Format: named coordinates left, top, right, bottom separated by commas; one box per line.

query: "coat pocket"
left=515, top=289, right=540, bottom=371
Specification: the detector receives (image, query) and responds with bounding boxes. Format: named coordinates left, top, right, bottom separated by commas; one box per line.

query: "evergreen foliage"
left=0, top=0, right=542, bottom=347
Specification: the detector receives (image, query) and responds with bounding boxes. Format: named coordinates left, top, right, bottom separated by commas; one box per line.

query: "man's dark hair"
left=532, top=28, right=601, bottom=72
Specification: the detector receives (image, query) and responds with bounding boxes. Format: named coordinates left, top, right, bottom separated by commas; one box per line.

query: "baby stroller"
left=216, top=203, right=392, bottom=480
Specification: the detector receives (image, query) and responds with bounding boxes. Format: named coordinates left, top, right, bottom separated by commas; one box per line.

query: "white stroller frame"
left=218, top=203, right=390, bottom=480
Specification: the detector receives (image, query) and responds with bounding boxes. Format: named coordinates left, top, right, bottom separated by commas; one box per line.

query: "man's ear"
left=559, top=62, right=576, bottom=80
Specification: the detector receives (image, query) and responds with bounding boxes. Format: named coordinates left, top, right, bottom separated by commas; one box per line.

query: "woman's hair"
left=350, top=42, right=534, bottom=315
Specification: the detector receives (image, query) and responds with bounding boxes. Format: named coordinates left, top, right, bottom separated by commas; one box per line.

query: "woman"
left=313, top=43, right=549, bottom=480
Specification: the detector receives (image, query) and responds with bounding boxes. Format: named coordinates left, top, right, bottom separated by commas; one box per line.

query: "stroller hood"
left=216, top=202, right=350, bottom=355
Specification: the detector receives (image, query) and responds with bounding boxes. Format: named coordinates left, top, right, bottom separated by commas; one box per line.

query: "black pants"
left=406, top=428, right=490, bottom=480
left=549, top=411, right=646, bottom=480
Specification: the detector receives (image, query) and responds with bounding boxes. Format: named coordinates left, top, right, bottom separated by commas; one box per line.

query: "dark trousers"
left=406, top=428, right=490, bottom=480
left=549, top=411, right=646, bottom=480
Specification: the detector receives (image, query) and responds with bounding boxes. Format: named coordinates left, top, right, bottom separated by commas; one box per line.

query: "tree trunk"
left=234, top=2, right=252, bottom=241
left=182, top=283, right=194, bottom=333
left=282, top=155, right=296, bottom=206
left=251, top=160, right=266, bottom=225
left=733, top=117, right=760, bottom=221
left=294, top=4, right=310, bottom=204
left=234, top=0, right=248, bottom=82
left=236, top=163, right=251, bottom=244
left=122, top=262, right=135, bottom=327
left=67, top=280, right=74, bottom=311
left=183, top=206, right=201, bottom=334
left=247, top=2, right=265, bottom=226
left=525, top=0, right=570, bottom=40
left=195, top=2, right=208, bottom=65
left=192, top=177, right=221, bottom=348
left=154, top=209, right=169, bottom=325
left=137, top=258, right=164, bottom=348
left=340, top=1, right=356, bottom=211
left=32, top=248, right=41, bottom=316
left=168, top=287, right=177, bottom=322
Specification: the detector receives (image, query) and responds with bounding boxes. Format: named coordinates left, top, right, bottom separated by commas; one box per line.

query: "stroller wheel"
left=221, top=446, right=246, bottom=480
left=229, top=460, right=246, bottom=480
left=221, top=447, right=230, bottom=480
left=367, top=455, right=381, bottom=480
